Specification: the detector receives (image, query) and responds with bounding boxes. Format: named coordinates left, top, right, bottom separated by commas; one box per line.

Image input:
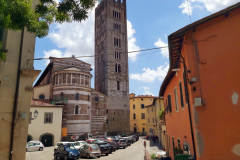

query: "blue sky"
left=34, top=0, right=239, bottom=96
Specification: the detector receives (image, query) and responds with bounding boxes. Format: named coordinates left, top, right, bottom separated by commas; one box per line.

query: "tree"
left=0, top=0, right=97, bottom=60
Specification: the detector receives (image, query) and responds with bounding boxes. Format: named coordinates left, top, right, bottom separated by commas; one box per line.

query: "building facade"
left=0, top=28, right=40, bottom=160
left=159, top=3, right=240, bottom=159
left=33, top=57, right=108, bottom=140
left=129, top=93, right=157, bottom=133
left=28, top=100, right=63, bottom=147
left=94, top=0, right=130, bottom=135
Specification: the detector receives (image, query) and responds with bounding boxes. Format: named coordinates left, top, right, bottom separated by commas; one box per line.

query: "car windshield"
left=65, top=146, right=75, bottom=150
left=80, top=142, right=88, bottom=145
left=91, top=145, right=99, bottom=149
left=100, top=143, right=107, bottom=145
left=73, top=142, right=80, bottom=146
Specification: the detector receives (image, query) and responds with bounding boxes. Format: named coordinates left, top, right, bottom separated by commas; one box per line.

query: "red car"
left=85, top=139, right=96, bottom=144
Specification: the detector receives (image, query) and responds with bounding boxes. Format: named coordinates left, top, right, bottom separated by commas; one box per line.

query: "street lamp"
left=34, top=110, right=38, bottom=118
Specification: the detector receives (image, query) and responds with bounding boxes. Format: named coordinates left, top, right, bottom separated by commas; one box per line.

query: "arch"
left=115, top=63, right=118, bottom=72
left=39, top=133, right=54, bottom=147
left=118, top=64, right=121, bottom=73
left=27, top=134, right=33, bottom=142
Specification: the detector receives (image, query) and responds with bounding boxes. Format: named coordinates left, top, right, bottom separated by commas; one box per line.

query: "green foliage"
left=177, top=147, right=183, bottom=154
left=158, top=109, right=165, bottom=120
left=0, top=42, right=6, bottom=61
left=0, top=0, right=97, bottom=38
left=150, top=153, right=156, bottom=159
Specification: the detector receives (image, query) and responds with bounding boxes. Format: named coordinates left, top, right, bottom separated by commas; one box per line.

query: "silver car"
left=26, top=141, right=44, bottom=152
left=79, top=144, right=101, bottom=159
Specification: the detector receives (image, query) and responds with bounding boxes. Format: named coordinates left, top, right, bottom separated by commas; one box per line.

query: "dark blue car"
left=54, top=145, right=80, bottom=160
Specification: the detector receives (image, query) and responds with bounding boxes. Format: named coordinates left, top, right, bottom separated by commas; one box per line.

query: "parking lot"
left=26, top=137, right=145, bottom=160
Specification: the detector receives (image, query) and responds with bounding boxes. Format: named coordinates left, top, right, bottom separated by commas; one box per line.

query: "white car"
left=26, top=141, right=44, bottom=152
left=77, top=141, right=89, bottom=147
left=54, top=142, right=74, bottom=151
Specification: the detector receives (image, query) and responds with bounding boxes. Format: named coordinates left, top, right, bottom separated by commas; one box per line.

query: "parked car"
left=113, top=139, right=127, bottom=149
left=79, top=144, right=101, bottom=159
left=108, top=141, right=118, bottom=150
left=120, top=137, right=131, bottom=146
left=92, top=142, right=110, bottom=156
left=71, top=142, right=81, bottom=149
left=54, top=142, right=74, bottom=151
left=77, top=141, right=88, bottom=147
left=26, top=141, right=44, bottom=152
left=86, top=139, right=96, bottom=144
left=54, top=144, right=80, bottom=160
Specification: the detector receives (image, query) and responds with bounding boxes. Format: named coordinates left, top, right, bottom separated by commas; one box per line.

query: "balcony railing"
left=52, top=97, right=68, bottom=104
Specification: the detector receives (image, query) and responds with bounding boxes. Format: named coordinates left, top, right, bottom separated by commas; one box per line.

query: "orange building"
left=159, top=3, right=240, bottom=160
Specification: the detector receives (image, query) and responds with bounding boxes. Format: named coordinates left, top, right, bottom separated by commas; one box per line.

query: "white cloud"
left=43, top=7, right=96, bottom=67
left=130, top=64, right=169, bottom=83
left=179, top=0, right=239, bottom=15
left=127, top=20, right=141, bottom=62
left=43, top=49, right=64, bottom=65
left=154, top=38, right=169, bottom=58
left=139, top=86, right=154, bottom=96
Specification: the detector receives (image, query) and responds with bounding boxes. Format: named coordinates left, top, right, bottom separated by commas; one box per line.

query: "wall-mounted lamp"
left=172, top=68, right=181, bottom=76
left=30, top=110, right=38, bottom=120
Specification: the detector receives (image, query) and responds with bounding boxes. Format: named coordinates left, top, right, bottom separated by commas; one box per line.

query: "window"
left=88, top=95, right=90, bottom=101
left=142, top=128, right=145, bottom=132
left=115, top=51, right=120, bottom=59
left=141, top=113, right=145, bottom=119
left=183, top=71, right=188, bottom=102
left=177, top=139, right=181, bottom=149
left=151, top=107, right=153, bottom=112
left=115, top=64, right=121, bottom=73
left=141, top=98, right=143, bottom=101
left=117, top=81, right=120, bottom=90
left=148, top=118, right=150, bottom=123
left=141, top=104, right=144, bottom=109
left=44, top=113, right=53, bottom=124
left=114, top=37, right=121, bottom=47
left=179, top=82, right=184, bottom=107
left=113, top=10, right=121, bottom=19
left=172, top=137, right=175, bottom=151
left=133, top=105, right=135, bottom=109
left=75, top=105, right=79, bottom=114
left=133, top=114, right=136, bottom=119
left=167, top=95, right=172, bottom=113
left=152, top=118, right=154, bottom=123
left=174, top=88, right=179, bottom=111
left=39, top=94, right=45, bottom=100
left=61, top=92, right=64, bottom=100
left=76, top=93, right=79, bottom=100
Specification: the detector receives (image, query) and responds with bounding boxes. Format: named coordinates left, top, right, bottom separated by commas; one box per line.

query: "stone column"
left=66, top=73, right=68, bottom=84
left=71, top=73, right=72, bottom=84
left=58, top=73, right=59, bottom=85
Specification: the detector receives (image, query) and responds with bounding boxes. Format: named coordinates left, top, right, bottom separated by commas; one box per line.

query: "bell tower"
left=94, top=0, right=130, bottom=135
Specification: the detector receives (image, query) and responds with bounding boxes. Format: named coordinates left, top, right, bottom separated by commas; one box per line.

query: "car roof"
left=77, top=141, right=87, bottom=143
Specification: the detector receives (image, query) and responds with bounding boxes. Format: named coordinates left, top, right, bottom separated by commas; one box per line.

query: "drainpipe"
left=9, top=29, right=24, bottom=160
left=169, top=40, right=197, bottom=160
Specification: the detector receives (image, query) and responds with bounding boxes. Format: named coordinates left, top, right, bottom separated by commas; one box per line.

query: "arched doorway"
left=27, top=134, right=33, bottom=142
left=40, top=133, right=54, bottom=147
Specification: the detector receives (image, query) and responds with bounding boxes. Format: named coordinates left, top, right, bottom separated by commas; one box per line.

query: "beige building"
left=28, top=100, right=63, bottom=146
left=0, top=28, right=40, bottom=160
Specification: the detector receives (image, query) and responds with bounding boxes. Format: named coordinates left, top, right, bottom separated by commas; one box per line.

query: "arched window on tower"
left=115, top=63, right=118, bottom=72
left=75, top=105, right=79, bottom=114
left=76, top=93, right=79, bottom=100
left=119, top=38, right=121, bottom=47
left=118, top=64, right=121, bottom=73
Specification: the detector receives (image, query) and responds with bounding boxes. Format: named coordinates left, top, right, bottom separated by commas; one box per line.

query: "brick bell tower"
left=94, top=0, right=130, bottom=135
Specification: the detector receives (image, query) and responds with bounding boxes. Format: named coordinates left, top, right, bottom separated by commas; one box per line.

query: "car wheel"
left=123, top=147, right=126, bottom=149
left=64, top=155, right=68, bottom=160
left=86, top=153, right=90, bottom=159
left=39, top=147, right=43, bottom=151
left=97, top=156, right=100, bottom=158
left=54, top=154, right=58, bottom=159
left=105, top=153, right=108, bottom=156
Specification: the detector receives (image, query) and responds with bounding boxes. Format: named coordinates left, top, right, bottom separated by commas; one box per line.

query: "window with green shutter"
left=141, top=104, right=144, bottom=109
left=179, top=81, right=184, bottom=107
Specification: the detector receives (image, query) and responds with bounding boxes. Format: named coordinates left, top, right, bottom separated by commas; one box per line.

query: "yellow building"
left=129, top=93, right=157, bottom=133
left=0, top=28, right=40, bottom=159
left=145, top=98, right=166, bottom=148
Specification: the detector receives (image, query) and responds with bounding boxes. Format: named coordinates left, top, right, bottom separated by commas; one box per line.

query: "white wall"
left=28, top=106, right=63, bottom=146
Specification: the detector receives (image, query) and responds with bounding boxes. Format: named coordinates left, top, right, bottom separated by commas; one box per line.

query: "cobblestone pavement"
left=26, top=137, right=147, bottom=160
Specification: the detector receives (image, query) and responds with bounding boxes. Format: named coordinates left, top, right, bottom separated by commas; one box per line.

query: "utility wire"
left=187, top=0, right=192, bottom=24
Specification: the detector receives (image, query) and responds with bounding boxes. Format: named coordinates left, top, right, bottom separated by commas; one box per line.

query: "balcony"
left=52, top=97, right=68, bottom=104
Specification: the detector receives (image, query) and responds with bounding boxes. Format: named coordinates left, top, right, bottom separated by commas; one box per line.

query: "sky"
left=34, top=0, right=239, bottom=96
